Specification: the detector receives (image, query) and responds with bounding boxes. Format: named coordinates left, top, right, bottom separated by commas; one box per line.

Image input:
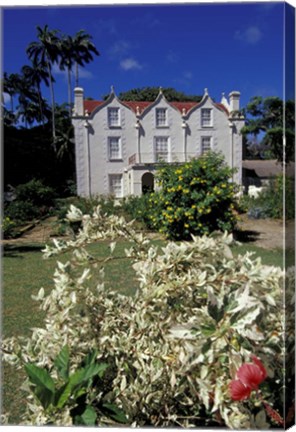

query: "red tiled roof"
left=84, top=100, right=104, bottom=113
left=170, top=101, right=199, bottom=113
left=84, top=99, right=229, bottom=115
left=121, top=101, right=152, bottom=113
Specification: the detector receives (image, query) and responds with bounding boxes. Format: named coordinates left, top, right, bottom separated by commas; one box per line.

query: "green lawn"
left=1, top=237, right=293, bottom=424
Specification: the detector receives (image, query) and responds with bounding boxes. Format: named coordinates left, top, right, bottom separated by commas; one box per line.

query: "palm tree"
left=59, top=35, right=75, bottom=115
left=71, top=30, right=100, bottom=88
left=16, top=99, right=42, bottom=128
left=21, top=61, right=50, bottom=126
left=3, top=72, right=20, bottom=112
left=26, top=25, right=61, bottom=142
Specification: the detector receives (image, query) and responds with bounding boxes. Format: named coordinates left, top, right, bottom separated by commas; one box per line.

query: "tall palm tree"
left=26, top=25, right=61, bottom=142
left=71, top=30, right=100, bottom=88
left=21, top=61, right=50, bottom=126
left=59, top=35, right=75, bottom=115
left=3, top=72, right=20, bottom=112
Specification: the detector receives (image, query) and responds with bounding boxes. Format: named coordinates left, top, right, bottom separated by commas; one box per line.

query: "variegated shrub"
left=2, top=205, right=294, bottom=428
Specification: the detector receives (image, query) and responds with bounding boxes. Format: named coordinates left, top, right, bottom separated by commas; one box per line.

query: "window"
left=201, top=108, right=212, bottom=127
left=109, top=174, right=123, bottom=198
left=156, top=108, right=167, bottom=127
left=108, top=107, right=120, bottom=127
left=108, top=137, right=122, bottom=160
left=155, top=136, right=169, bottom=162
left=201, top=136, right=212, bottom=154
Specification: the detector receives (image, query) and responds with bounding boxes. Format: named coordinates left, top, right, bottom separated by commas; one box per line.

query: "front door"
left=141, top=172, right=154, bottom=194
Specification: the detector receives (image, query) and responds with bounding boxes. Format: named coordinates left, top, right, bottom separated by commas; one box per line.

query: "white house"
left=72, top=86, right=245, bottom=198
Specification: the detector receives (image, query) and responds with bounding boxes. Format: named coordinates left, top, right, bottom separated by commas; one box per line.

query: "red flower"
left=229, top=379, right=252, bottom=401
left=237, top=356, right=267, bottom=389
left=229, top=356, right=267, bottom=401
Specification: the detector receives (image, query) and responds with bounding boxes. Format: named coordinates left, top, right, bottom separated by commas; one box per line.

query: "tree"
left=21, top=61, right=50, bottom=126
left=54, top=102, right=75, bottom=160
left=71, top=30, right=100, bottom=88
left=115, top=86, right=203, bottom=102
left=27, top=25, right=61, bottom=142
left=59, top=34, right=75, bottom=115
left=3, top=72, right=20, bottom=112
left=241, top=96, right=295, bottom=163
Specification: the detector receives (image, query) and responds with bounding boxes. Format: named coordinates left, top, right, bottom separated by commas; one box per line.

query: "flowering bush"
left=146, top=152, right=239, bottom=240
left=1, top=216, right=17, bottom=239
left=2, top=205, right=294, bottom=427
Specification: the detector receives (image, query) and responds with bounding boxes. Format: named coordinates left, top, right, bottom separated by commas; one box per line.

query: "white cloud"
left=120, top=58, right=143, bottom=71
left=108, top=40, right=131, bottom=58
left=235, top=26, right=263, bottom=44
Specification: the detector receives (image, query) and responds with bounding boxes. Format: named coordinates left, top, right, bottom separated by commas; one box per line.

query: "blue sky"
left=2, top=2, right=294, bottom=109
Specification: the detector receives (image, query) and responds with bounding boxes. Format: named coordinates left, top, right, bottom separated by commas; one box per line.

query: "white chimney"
left=74, top=87, right=84, bottom=116
left=229, top=91, right=240, bottom=112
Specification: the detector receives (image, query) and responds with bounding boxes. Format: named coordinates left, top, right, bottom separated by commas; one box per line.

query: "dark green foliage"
left=24, top=346, right=127, bottom=426
left=55, top=195, right=123, bottom=235
left=4, top=179, right=56, bottom=223
left=113, top=86, right=202, bottom=102
left=242, top=96, right=295, bottom=163
left=121, top=194, right=155, bottom=229
left=4, top=122, right=75, bottom=194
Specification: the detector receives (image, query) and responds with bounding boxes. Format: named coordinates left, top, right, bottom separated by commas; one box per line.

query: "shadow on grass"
left=2, top=243, right=44, bottom=258
left=233, top=229, right=261, bottom=243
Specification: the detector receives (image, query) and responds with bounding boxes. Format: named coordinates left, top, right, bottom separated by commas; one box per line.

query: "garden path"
left=2, top=215, right=294, bottom=251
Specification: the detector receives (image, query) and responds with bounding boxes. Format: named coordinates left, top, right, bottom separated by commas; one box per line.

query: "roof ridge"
left=84, top=99, right=228, bottom=115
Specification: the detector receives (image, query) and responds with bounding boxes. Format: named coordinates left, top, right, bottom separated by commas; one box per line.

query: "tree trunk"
left=37, top=83, right=45, bottom=127
left=75, top=61, right=79, bottom=88
left=67, top=67, right=72, bottom=116
left=46, top=55, right=56, bottom=147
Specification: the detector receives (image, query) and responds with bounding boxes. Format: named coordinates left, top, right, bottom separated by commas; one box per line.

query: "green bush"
left=1, top=216, right=18, bottom=239
left=245, top=175, right=294, bottom=220
left=121, top=195, right=155, bottom=229
left=55, top=195, right=122, bottom=235
left=146, top=152, right=239, bottom=240
left=4, top=179, right=56, bottom=223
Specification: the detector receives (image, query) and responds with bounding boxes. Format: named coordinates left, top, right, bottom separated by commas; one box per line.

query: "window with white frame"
left=108, top=107, right=120, bottom=127
left=155, top=136, right=169, bottom=162
left=201, top=136, right=212, bottom=154
left=156, top=108, right=167, bottom=127
left=109, top=174, right=123, bottom=198
left=108, top=137, right=122, bottom=160
left=201, top=108, right=213, bottom=127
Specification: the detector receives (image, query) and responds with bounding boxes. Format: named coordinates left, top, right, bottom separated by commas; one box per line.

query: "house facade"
left=72, top=87, right=245, bottom=198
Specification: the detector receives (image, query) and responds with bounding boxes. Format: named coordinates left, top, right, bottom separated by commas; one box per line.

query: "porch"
left=128, top=152, right=198, bottom=166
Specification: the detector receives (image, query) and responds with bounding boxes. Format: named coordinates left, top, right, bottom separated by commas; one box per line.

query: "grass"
left=1, top=234, right=293, bottom=424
